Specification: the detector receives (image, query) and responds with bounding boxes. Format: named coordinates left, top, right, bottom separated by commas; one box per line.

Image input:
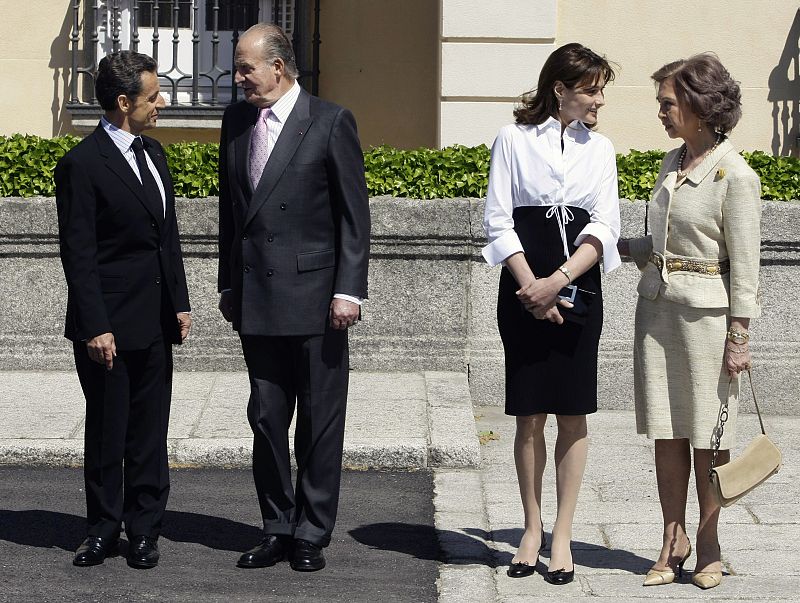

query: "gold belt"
left=649, top=253, right=730, bottom=276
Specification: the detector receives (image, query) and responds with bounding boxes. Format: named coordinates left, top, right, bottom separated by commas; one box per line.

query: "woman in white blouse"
left=483, top=43, right=621, bottom=585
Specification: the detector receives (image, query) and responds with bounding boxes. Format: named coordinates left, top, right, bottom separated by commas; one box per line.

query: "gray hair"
left=243, top=23, right=299, bottom=79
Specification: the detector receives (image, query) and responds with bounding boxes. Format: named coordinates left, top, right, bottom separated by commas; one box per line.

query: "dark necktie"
left=131, top=137, right=164, bottom=219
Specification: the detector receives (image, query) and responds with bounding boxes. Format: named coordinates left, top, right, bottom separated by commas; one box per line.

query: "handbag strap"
left=710, top=369, right=765, bottom=477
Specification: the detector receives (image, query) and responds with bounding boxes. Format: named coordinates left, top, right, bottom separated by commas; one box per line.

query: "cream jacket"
left=628, top=140, right=762, bottom=318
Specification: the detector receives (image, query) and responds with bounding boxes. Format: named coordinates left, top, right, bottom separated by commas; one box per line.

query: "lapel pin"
left=715, top=168, right=726, bottom=181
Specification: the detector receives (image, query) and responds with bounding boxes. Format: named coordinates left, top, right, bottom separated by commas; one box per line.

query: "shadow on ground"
left=0, top=509, right=261, bottom=553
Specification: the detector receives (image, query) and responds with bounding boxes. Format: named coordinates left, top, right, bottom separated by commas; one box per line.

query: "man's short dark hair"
left=95, top=51, right=158, bottom=111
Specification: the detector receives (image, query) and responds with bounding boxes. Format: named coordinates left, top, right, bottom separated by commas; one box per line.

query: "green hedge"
left=1, top=134, right=798, bottom=201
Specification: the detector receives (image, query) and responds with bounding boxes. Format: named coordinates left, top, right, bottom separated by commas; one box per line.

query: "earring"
left=558, top=99, right=563, bottom=111
left=698, top=125, right=702, bottom=132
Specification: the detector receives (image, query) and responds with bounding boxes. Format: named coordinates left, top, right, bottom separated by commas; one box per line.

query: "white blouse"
left=482, top=116, right=621, bottom=272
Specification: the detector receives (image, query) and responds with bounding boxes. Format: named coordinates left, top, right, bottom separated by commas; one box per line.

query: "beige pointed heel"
left=692, top=570, right=722, bottom=590
left=643, top=542, right=692, bottom=587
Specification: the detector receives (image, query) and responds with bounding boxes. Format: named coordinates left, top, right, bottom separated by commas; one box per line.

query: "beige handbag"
left=709, top=370, right=782, bottom=508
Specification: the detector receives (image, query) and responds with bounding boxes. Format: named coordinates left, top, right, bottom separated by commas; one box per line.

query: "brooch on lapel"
left=714, top=168, right=726, bottom=181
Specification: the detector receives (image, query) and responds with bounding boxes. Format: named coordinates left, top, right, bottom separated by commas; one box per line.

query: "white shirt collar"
left=537, top=115, right=591, bottom=135
left=101, top=116, right=138, bottom=153
left=268, top=80, right=301, bottom=123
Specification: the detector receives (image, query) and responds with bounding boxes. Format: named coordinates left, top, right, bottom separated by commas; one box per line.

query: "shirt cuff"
left=482, top=230, right=524, bottom=267
left=574, top=223, right=621, bottom=273
left=334, top=293, right=363, bottom=305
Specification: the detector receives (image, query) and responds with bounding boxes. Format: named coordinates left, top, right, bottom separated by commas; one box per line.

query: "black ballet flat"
left=544, top=567, right=574, bottom=585
left=507, top=557, right=538, bottom=578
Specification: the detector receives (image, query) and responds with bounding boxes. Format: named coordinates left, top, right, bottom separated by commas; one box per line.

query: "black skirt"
left=498, top=206, right=603, bottom=416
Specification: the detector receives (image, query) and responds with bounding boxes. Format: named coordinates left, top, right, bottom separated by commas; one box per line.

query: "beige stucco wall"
left=439, top=0, right=557, bottom=148
left=0, top=0, right=77, bottom=137
left=557, top=1, right=800, bottom=155
left=318, top=0, right=438, bottom=149
left=437, top=0, right=799, bottom=155
left=2, top=0, right=796, bottom=157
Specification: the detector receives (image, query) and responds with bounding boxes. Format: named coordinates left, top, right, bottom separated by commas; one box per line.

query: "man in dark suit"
left=217, top=23, right=370, bottom=572
left=55, top=51, right=191, bottom=569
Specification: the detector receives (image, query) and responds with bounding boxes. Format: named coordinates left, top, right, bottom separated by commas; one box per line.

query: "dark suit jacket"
left=218, top=88, right=370, bottom=336
left=55, top=125, right=190, bottom=350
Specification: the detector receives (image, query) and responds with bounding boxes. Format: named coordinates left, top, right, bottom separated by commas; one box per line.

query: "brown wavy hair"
left=514, top=43, right=616, bottom=128
left=651, top=53, right=742, bottom=134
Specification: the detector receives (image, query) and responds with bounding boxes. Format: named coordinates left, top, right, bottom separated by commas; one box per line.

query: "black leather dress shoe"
left=290, top=539, right=326, bottom=572
left=507, top=559, right=538, bottom=578
left=544, top=567, right=575, bottom=585
left=127, top=536, right=160, bottom=569
left=73, top=536, right=119, bottom=566
left=507, top=528, right=546, bottom=578
left=237, top=535, right=288, bottom=568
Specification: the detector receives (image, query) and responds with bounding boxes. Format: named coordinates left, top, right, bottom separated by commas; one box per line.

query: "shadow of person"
left=160, top=510, right=263, bottom=552
left=0, top=509, right=85, bottom=551
left=768, top=8, right=800, bottom=157
left=348, top=522, right=442, bottom=562
left=0, top=509, right=262, bottom=554
left=465, top=526, right=654, bottom=574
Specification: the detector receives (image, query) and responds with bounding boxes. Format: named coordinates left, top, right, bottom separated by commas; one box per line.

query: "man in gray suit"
left=217, top=23, right=370, bottom=572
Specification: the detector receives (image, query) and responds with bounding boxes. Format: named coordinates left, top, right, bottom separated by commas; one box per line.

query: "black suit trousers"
left=73, top=334, right=172, bottom=540
left=240, top=327, right=348, bottom=548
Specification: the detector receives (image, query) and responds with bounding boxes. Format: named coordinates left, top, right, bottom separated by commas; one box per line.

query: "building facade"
left=1, top=0, right=797, bottom=154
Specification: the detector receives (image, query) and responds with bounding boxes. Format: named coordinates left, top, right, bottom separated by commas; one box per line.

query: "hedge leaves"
left=1, top=134, right=797, bottom=201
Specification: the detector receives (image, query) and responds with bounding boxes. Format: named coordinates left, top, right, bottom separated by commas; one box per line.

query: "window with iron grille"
left=206, top=0, right=258, bottom=31
left=66, top=0, right=318, bottom=125
left=139, top=0, right=193, bottom=28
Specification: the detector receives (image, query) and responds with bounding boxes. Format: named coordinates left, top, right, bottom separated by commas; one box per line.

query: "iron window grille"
left=66, top=0, right=320, bottom=128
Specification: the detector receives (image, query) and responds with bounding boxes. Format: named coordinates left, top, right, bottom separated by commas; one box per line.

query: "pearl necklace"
left=677, top=135, right=722, bottom=180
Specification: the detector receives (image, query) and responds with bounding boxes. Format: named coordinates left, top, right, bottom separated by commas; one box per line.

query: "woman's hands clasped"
left=516, top=276, right=573, bottom=325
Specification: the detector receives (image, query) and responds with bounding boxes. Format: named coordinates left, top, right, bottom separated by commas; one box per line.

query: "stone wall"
left=2, top=197, right=799, bottom=413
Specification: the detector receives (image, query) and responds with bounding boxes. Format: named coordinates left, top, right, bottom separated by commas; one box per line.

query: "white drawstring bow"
left=545, top=204, right=574, bottom=260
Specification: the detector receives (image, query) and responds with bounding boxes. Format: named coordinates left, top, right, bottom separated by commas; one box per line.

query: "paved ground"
left=0, top=467, right=438, bottom=603
left=0, top=371, right=479, bottom=470
left=1, top=370, right=797, bottom=601
left=436, top=406, right=800, bottom=602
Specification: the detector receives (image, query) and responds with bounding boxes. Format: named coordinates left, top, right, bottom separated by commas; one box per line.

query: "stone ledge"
left=2, top=197, right=799, bottom=412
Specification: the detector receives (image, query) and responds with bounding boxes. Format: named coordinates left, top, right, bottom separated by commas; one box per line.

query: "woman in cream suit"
left=619, top=54, right=761, bottom=590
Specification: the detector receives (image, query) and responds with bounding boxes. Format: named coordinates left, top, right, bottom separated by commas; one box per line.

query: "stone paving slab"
left=434, top=405, right=800, bottom=602
left=0, top=371, right=479, bottom=470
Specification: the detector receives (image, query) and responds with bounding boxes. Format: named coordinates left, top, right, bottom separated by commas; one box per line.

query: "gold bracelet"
left=726, top=328, right=750, bottom=344
left=557, top=265, right=572, bottom=284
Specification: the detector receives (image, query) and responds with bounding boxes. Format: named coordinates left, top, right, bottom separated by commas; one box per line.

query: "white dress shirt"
left=101, top=116, right=166, bottom=216
left=482, top=116, right=621, bottom=272
left=261, top=79, right=302, bottom=161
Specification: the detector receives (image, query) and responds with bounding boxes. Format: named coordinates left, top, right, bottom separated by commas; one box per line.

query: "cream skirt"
left=634, top=295, right=739, bottom=449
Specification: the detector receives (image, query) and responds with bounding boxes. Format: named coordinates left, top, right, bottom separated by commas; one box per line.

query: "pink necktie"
left=249, top=107, right=270, bottom=189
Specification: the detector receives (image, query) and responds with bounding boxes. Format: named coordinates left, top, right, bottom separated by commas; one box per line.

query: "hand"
left=532, top=303, right=569, bottom=325
left=86, top=332, right=116, bottom=370
left=724, top=341, right=752, bottom=377
left=516, top=276, right=562, bottom=312
left=177, top=312, right=192, bottom=342
left=218, top=290, right=233, bottom=323
left=329, top=298, right=360, bottom=330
